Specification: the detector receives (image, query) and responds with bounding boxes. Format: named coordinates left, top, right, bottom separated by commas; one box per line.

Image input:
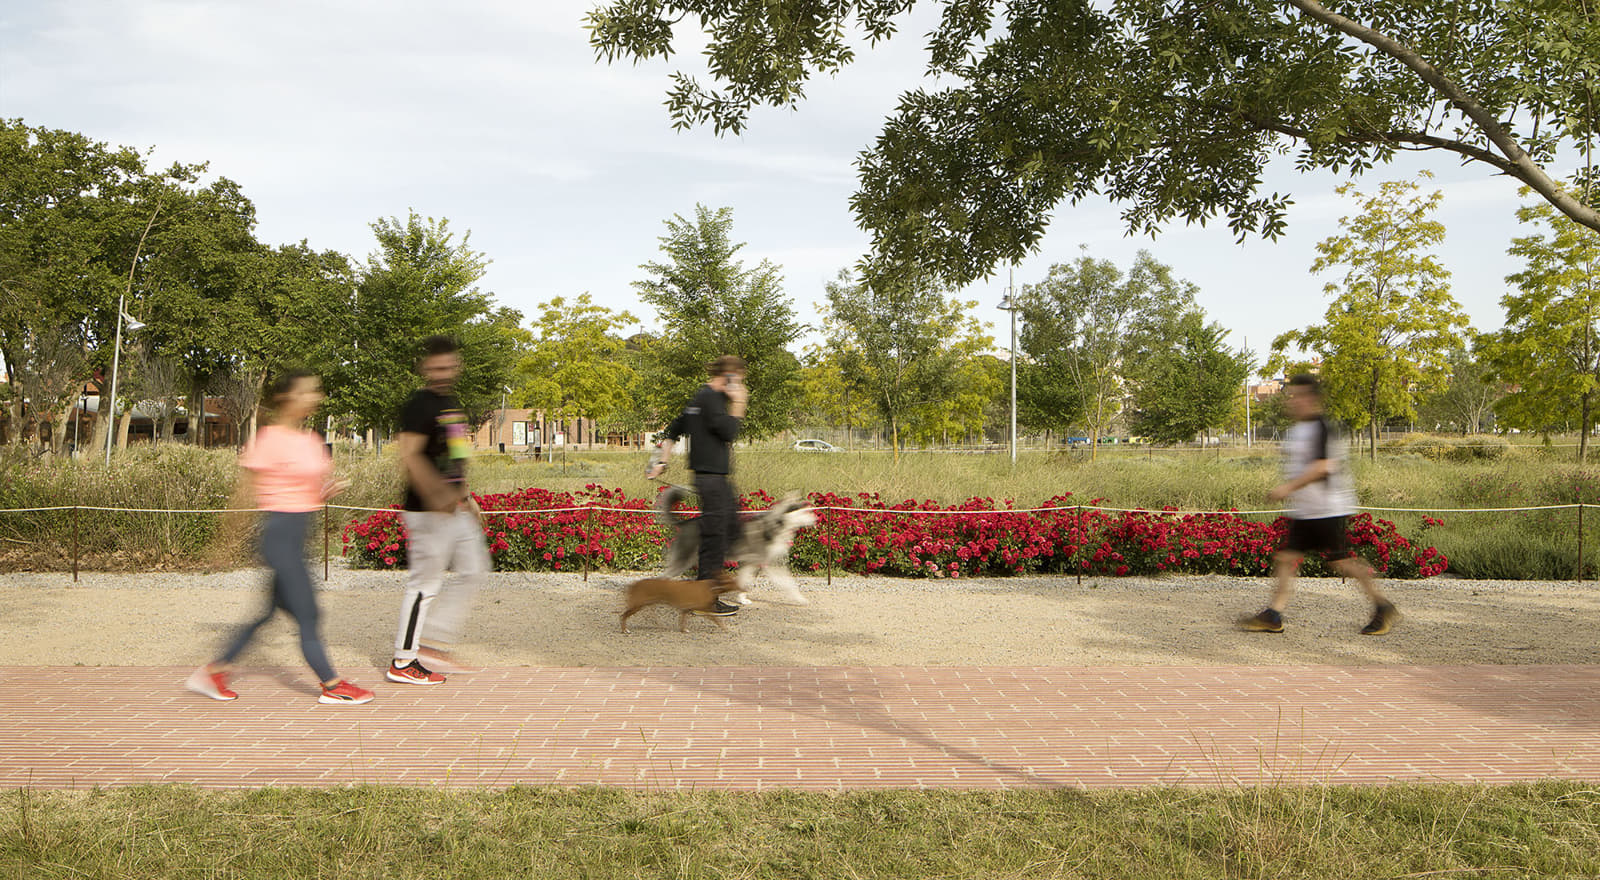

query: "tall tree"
left=633, top=205, right=803, bottom=439
left=331, top=212, right=518, bottom=437
left=513, top=294, right=639, bottom=428
left=1481, top=197, right=1600, bottom=459
left=1272, top=176, right=1468, bottom=458
left=1017, top=250, right=1194, bottom=458
left=821, top=269, right=990, bottom=456
left=1127, top=311, right=1251, bottom=445
left=0, top=120, right=162, bottom=451
left=589, top=1, right=1600, bottom=287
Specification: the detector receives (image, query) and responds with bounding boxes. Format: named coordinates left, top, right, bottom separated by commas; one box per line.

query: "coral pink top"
left=239, top=425, right=332, bottom=513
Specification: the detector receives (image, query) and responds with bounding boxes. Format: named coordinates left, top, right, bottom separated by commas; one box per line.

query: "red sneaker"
left=318, top=680, right=375, bottom=705
left=185, top=667, right=238, bottom=701
left=386, top=660, right=446, bottom=685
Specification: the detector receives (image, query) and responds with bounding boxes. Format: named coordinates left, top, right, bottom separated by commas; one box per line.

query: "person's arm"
left=397, top=431, right=462, bottom=512
left=1269, top=459, right=1334, bottom=501
left=1269, top=420, right=1335, bottom=501
left=647, top=411, right=690, bottom=478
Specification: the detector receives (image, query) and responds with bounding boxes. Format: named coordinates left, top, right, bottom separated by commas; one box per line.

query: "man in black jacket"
left=648, top=355, right=748, bottom=616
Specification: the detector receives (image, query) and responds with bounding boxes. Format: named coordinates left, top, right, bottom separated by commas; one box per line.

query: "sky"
left=0, top=1, right=1568, bottom=380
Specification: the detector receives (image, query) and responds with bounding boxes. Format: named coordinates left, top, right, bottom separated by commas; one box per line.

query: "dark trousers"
left=220, top=511, right=337, bottom=683
left=693, top=471, right=739, bottom=581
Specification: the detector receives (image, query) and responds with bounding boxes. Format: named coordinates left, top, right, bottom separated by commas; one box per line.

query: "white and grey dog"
left=656, top=485, right=817, bottom=605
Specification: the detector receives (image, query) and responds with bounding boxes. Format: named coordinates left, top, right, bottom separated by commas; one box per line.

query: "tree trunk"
left=88, top=410, right=109, bottom=459
left=117, top=410, right=132, bottom=449
left=1580, top=391, right=1591, bottom=464
left=1369, top=373, right=1380, bottom=462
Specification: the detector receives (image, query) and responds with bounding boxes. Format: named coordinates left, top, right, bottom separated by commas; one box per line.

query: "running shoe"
left=185, top=666, right=238, bottom=701
left=1237, top=608, right=1285, bottom=633
left=386, top=659, right=446, bottom=685
left=319, top=680, right=376, bottom=705
left=1360, top=602, right=1400, bottom=636
left=693, top=600, right=741, bottom=617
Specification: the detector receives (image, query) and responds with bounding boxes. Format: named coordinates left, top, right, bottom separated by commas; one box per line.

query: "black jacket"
left=664, top=383, right=742, bottom=474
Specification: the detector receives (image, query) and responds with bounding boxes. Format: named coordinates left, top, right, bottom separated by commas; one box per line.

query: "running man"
left=647, top=354, right=748, bottom=618
left=387, top=335, right=489, bottom=685
left=1239, top=373, right=1399, bottom=635
left=186, top=370, right=374, bottom=705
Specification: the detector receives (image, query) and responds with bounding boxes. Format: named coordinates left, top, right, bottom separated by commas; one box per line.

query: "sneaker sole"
left=185, top=673, right=238, bottom=701
left=319, top=693, right=375, bottom=705
left=385, top=670, right=446, bottom=685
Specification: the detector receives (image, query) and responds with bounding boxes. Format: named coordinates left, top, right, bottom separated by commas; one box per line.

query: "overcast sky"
left=2, top=1, right=1565, bottom=377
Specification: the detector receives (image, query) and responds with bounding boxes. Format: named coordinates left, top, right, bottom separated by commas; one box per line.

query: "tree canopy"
left=589, top=1, right=1600, bottom=286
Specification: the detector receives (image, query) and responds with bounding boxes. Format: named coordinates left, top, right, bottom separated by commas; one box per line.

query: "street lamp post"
left=102, top=293, right=145, bottom=465
left=999, top=268, right=1018, bottom=466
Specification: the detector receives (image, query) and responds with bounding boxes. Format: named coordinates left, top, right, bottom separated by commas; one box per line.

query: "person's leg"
left=257, top=512, right=338, bottom=685
left=1326, top=517, right=1398, bottom=633
left=391, top=511, right=450, bottom=681
left=418, top=508, right=488, bottom=653
left=1269, top=550, right=1303, bottom=612
left=695, top=472, right=731, bottom=581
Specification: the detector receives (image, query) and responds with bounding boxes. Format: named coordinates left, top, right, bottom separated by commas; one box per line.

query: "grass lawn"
left=4, top=783, right=1598, bottom=879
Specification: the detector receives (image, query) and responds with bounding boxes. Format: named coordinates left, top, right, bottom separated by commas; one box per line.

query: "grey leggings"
left=219, top=511, right=336, bottom=683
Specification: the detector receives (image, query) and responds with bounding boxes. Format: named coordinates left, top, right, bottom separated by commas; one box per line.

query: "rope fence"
left=2, top=500, right=1595, bottom=585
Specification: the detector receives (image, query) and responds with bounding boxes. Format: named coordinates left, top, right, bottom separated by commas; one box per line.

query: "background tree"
left=632, top=205, right=803, bottom=438
left=821, top=269, right=989, bottom=456
left=1481, top=197, right=1600, bottom=459
left=1416, top=344, right=1501, bottom=435
left=513, top=294, right=639, bottom=430
left=1272, top=177, right=1468, bottom=458
left=589, top=1, right=1600, bottom=287
left=330, top=212, right=517, bottom=438
left=1127, top=311, right=1250, bottom=445
left=0, top=121, right=154, bottom=451
left=1017, top=250, right=1194, bottom=458
left=793, top=344, right=876, bottom=444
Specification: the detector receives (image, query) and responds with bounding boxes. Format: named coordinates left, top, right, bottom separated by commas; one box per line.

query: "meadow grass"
left=2, top=783, right=1596, bottom=879
left=6, top=442, right=1600, bottom=578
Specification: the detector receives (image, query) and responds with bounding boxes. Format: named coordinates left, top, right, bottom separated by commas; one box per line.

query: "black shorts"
left=1282, top=516, right=1354, bottom=560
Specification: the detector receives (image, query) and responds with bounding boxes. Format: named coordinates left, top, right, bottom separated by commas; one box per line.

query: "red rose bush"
left=342, top=487, right=1448, bottom=578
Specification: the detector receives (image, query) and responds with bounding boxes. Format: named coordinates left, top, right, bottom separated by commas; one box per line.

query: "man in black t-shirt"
left=386, top=335, right=489, bottom=686
left=648, top=355, right=748, bottom=616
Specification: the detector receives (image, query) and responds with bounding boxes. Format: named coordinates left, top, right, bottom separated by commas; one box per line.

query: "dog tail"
left=656, top=484, right=691, bottom=526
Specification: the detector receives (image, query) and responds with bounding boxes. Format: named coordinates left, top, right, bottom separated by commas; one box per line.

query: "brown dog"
left=620, top=572, right=738, bottom=633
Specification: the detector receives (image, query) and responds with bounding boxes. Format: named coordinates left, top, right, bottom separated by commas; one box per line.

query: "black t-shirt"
left=400, top=388, right=470, bottom=511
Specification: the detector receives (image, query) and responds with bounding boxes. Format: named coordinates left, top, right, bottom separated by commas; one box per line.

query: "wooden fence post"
left=1075, top=505, right=1083, bottom=586
left=324, top=503, right=331, bottom=580
left=1578, top=499, right=1585, bottom=583
left=583, top=507, right=593, bottom=582
left=72, top=506, right=80, bottom=583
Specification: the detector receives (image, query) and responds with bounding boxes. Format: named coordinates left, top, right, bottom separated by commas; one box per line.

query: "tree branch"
left=1281, top=0, right=1600, bottom=232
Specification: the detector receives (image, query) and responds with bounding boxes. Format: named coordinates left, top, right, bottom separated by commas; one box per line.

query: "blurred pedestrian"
left=1239, top=373, right=1399, bottom=635
left=648, top=354, right=748, bottom=618
left=186, top=369, right=373, bottom=705
left=387, top=334, right=488, bottom=685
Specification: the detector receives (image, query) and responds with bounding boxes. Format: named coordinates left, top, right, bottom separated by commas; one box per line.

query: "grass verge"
left=3, top=783, right=1597, bottom=879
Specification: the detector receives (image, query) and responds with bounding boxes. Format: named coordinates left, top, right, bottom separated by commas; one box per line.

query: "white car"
left=792, top=438, right=840, bottom=452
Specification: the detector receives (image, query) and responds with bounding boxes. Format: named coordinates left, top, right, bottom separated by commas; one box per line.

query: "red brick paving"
left=1, top=665, right=1596, bottom=790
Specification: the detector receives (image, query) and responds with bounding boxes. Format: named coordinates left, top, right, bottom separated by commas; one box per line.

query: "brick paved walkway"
left=2, top=665, right=1596, bottom=790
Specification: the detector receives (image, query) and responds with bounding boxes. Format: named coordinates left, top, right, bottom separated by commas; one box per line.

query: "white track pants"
left=393, top=509, right=489, bottom=664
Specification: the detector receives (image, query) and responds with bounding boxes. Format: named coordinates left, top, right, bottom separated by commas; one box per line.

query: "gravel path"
left=5, top=565, right=1597, bottom=670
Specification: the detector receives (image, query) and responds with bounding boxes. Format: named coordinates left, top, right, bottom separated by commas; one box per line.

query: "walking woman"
left=186, top=369, right=374, bottom=705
